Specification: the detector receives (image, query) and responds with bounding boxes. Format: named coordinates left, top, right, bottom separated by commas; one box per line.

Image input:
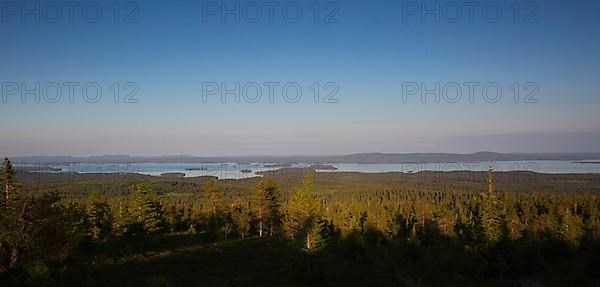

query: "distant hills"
left=9, top=152, right=600, bottom=164
left=337, top=152, right=600, bottom=163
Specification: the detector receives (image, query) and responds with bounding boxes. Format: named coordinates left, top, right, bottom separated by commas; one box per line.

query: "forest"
left=1, top=157, right=600, bottom=286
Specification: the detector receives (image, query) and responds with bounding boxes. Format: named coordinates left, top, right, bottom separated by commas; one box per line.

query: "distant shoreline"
left=11, top=152, right=600, bottom=165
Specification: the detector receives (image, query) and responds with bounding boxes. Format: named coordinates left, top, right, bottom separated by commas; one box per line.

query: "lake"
left=21, top=160, right=600, bottom=180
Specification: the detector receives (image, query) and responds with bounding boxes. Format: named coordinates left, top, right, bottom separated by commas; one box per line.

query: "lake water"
left=23, top=160, right=600, bottom=180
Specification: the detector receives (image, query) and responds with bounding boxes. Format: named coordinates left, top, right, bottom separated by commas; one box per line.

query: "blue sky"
left=1, top=0, right=599, bottom=156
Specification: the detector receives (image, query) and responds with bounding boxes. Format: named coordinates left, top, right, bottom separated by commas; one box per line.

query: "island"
left=15, top=166, right=62, bottom=172
left=185, top=167, right=211, bottom=171
left=309, top=164, right=338, bottom=170
left=160, top=172, right=186, bottom=178
left=263, top=163, right=294, bottom=168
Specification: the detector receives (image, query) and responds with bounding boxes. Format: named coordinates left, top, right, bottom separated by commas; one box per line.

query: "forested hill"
left=10, top=152, right=600, bottom=164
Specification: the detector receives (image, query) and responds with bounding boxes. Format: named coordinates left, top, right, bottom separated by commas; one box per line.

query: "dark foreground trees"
left=0, top=158, right=79, bottom=272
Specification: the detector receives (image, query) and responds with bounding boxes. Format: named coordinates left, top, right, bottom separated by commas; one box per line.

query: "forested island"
left=1, top=157, right=600, bottom=286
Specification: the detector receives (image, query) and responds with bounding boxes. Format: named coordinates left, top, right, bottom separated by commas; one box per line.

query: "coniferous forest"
left=1, top=158, right=600, bottom=286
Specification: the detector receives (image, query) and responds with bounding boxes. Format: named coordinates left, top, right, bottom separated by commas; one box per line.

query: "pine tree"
left=264, top=179, right=282, bottom=237
left=202, top=179, right=230, bottom=238
left=284, top=174, right=328, bottom=251
left=85, top=192, right=113, bottom=241
left=129, top=184, right=166, bottom=234
left=505, top=207, right=524, bottom=240
left=252, top=179, right=282, bottom=237
left=342, top=210, right=358, bottom=232
left=480, top=167, right=502, bottom=243
left=1, top=158, right=19, bottom=210
left=0, top=173, right=76, bottom=270
left=113, top=202, right=132, bottom=235
left=359, top=211, right=368, bottom=233
left=0, top=158, right=27, bottom=269
left=166, top=205, right=184, bottom=232
left=558, top=208, right=583, bottom=248
left=203, top=179, right=224, bottom=215
left=231, top=204, right=251, bottom=239
left=253, top=181, right=267, bottom=237
left=434, top=208, right=456, bottom=238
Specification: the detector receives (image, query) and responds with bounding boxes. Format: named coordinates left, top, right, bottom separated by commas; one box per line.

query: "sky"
left=1, top=0, right=599, bottom=156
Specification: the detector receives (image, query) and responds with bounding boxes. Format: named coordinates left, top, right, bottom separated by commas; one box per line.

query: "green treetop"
left=285, top=173, right=328, bottom=251
left=129, top=184, right=166, bottom=234
left=480, top=167, right=502, bottom=244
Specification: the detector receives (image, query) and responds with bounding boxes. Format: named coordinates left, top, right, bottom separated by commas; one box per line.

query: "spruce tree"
left=86, top=192, right=113, bottom=241
left=203, top=179, right=224, bottom=215
left=505, top=207, right=524, bottom=240
left=284, top=173, right=328, bottom=251
left=264, top=179, right=282, bottom=236
left=0, top=158, right=28, bottom=269
left=558, top=208, right=583, bottom=248
left=231, top=204, right=251, bottom=239
left=480, top=167, right=502, bottom=243
left=202, top=179, right=229, bottom=237
left=129, top=184, right=165, bottom=234
left=1, top=158, right=19, bottom=210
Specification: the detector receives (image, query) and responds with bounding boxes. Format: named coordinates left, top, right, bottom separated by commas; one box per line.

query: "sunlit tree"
left=558, top=208, right=583, bottom=248
left=129, top=184, right=166, bottom=234
left=253, top=179, right=282, bottom=237
left=480, top=167, right=502, bottom=243
left=284, top=174, right=328, bottom=251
